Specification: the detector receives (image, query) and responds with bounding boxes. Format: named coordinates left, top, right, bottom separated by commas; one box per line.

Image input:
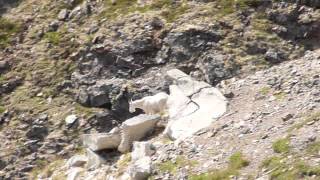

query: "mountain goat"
left=129, top=92, right=169, bottom=115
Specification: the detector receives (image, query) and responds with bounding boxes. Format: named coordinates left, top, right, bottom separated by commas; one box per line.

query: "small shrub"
left=44, top=32, right=61, bottom=45
left=288, top=111, right=320, bottom=132
left=189, top=152, right=249, bottom=180
left=306, top=142, right=320, bottom=156
left=0, top=106, right=5, bottom=114
left=99, top=0, right=188, bottom=22
left=272, top=138, right=290, bottom=153
left=260, top=86, right=271, bottom=95
left=229, top=152, right=250, bottom=169
left=157, top=156, right=198, bottom=175
left=0, top=17, right=21, bottom=48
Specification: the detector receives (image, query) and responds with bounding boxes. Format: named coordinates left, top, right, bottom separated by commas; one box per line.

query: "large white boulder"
left=164, top=69, right=228, bottom=140
left=118, top=114, right=160, bottom=153
left=82, top=132, right=121, bottom=151
left=131, top=142, right=154, bottom=161
left=66, top=167, right=84, bottom=180
left=86, top=148, right=106, bottom=169
left=66, top=155, right=87, bottom=169
left=128, top=157, right=152, bottom=180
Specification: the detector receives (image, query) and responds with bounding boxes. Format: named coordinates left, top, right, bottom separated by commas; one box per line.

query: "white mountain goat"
left=129, top=92, right=169, bottom=115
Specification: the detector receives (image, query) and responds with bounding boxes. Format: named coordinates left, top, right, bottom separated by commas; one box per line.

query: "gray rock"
left=265, top=49, right=283, bottom=63
left=76, top=79, right=125, bottom=108
left=118, top=114, right=160, bottom=153
left=281, top=113, right=293, bottom=122
left=58, top=9, right=69, bottom=21
left=0, top=61, right=9, bottom=73
left=48, top=20, right=60, bottom=32
left=26, top=125, right=48, bottom=140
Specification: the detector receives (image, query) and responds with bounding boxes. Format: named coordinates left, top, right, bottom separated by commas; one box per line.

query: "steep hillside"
left=0, top=0, right=319, bottom=179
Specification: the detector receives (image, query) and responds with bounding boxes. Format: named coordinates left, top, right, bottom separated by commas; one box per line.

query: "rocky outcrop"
left=156, top=24, right=221, bottom=63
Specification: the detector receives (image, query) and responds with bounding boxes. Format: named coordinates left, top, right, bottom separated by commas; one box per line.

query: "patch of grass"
left=216, top=0, right=261, bottom=15
left=44, top=32, right=61, bottom=45
left=252, top=18, right=272, bottom=32
left=100, top=0, right=189, bottom=22
left=189, top=152, right=249, bottom=180
left=229, top=152, right=250, bottom=169
left=288, top=111, right=320, bottom=132
left=217, top=0, right=235, bottom=15
left=273, top=92, right=286, bottom=100
left=272, top=138, right=290, bottom=154
left=0, top=106, right=5, bottom=114
left=116, top=153, right=132, bottom=176
left=157, top=156, right=198, bottom=175
left=160, top=2, right=189, bottom=23
left=306, top=142, right=320, bottom=156
left=262, top=157, right=320, bottom=179
left=260, top=86, right=271, bottom=95
left=30, top=159, right=65, bottom=179
left=0, top=17, right=21, bottom=48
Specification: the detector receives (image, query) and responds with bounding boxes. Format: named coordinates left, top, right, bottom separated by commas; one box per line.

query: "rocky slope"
left=0, top=0, right=320, bottom=179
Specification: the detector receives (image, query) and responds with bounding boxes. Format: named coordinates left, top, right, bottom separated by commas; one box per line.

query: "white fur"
left=129, top=92, right=169, bottom=115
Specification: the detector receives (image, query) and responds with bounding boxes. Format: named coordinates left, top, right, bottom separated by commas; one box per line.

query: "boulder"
left=0, top=61, right=9, bottom=73
left=265, top=49, right=284, bottom=63
left=86, top=148, right=106, bottom=169
left=128, top=157, right=152, bottom=180
left=26, top=125, right=48, bottom=140
left=82, top=132, right=121, bottom=151
left=164, top=69, right=228, bottom=140
left=131, top=142, right=155, bottom=161
left=58, top=9, right=69, bottom=21
left=118, top=114, right=160, bottom=153
left=65, top=114, right=78, bottom=127
left=66, top=167, right=84, bottom=180
left=66, top=155, right=87, bottom=168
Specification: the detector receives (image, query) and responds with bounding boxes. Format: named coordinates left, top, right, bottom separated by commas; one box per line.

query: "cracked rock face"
left=164, top=69, right=228, bottom=140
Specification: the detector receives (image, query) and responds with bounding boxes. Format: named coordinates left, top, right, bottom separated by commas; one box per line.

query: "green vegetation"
left=157, top=156, right=198, bottom=175
left=0, top=17, right=21, bottom=48
left=0, top=106, right=5, bottom=114
left=272, top=138, right=290, bottom=154
left=229, top=152, right=250, bottom=169
left=260, top=86, right=271, bottom=95
left=116, top=153, right=132, bottom=176
left=262, top=156, right=320, bottom=180
left=30, top=159, right=66, bottom=179
left=288, top=111, right=320, bottom=132
left=160, top=2, right=189, bottom=23
left=100, top=0, right=189, bottom=22
left=44, top=32, right=62, bottom=45
left=306, top=141, right=320, bottom=156
left=189, top=152, right=249, bottom=180
left=216, top=0, right=261, bottom=15
left=273, top=92, right=286, bottom=100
